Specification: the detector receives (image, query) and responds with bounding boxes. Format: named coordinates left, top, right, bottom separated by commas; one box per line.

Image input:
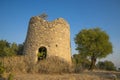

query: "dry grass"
left=0, top=56, right=26, bottom=73
left=0, top=56, right=120, bottom=80
left=27, top=56, right=73, bottom=74
left=0, top=56, right=72, bottom=74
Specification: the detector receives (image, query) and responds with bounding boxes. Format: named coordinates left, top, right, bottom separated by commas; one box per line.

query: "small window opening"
left=38, top=47, right=47, bottom=61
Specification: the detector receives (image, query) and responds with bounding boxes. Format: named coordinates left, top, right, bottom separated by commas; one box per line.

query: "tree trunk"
left=89, top=56, right=96, bottom=71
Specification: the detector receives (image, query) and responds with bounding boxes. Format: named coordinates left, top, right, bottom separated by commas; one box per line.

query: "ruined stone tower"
left=23, top=16, right=71, bottom=63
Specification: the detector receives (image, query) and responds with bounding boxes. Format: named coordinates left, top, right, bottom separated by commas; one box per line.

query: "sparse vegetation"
left=38, top=13, right=48, bottom=20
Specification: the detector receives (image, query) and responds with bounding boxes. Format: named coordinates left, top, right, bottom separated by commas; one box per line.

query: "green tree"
left=0, top=40, right=10, bottom=57
left=10, top=42, right=18, bottom=55
left=74, top=28, right=113, bottom=70
left=96, top=61, right=105, bottom=69
left=72, top=54, right=90, bottom=70
left=97, top=60, right=116, bottom=71
left=0, top=40, right=18, bottom=57
left=17, top=43, right=24, bottom=55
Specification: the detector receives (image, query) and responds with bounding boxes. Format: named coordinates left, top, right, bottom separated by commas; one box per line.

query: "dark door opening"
left=38, top=46, right=47, bottom=61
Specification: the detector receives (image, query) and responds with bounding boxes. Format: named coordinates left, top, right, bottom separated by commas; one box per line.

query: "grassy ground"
left=0, top=56, right=120, bottom=80
left=13, top=71, right=120, bottom=80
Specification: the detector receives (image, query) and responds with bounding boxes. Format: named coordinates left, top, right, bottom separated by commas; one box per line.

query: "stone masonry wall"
left=23, top=16, right=71, bottom=63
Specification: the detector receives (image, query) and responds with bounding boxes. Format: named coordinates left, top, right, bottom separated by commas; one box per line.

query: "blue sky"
left=0, top=0, right=120, bottom=68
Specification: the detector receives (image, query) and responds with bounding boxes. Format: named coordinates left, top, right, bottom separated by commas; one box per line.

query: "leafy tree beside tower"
left=74, top=28, right=113, bottom=70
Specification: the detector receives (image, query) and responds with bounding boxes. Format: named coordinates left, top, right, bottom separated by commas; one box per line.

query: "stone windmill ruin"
left=23, top=16, right=71, bottom=63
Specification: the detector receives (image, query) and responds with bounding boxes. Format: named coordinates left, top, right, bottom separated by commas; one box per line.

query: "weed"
left=8, top=73, right=14, bottom=80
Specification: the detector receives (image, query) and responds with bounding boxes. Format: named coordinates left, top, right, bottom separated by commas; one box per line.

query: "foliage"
left=0, top=62, right=5, bottom=77
left=74, top=27, right=113, bottom=70
left=97, top=60, right=116, bottom=71
left=118, top=68, right=120, bottom=71
left=38, top=47, right=47, bottom=60
left=0, top=40, right=24, bottom=57
left=0, top=62, right=5, bottom=78
left=37, top=51, right=46, bottom=60
left=10, top=42, right=18, bottom=55
left=72, top=53, right=90, bottom=71
left=38, top=13, right=48, bottom=20
left=0, top=40, right=17, bottom=57
left=17, top=43, right=24, bottom=55
left=8, top=73, right=14, bottom=80
left=37, top=52, right=44, bottom=59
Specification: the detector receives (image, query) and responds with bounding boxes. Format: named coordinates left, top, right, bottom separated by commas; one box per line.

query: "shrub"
left=0, top=62, right=5, bottom=77
left=8, top=73, right=14, bottom=80
left=97, top=60, right=116, bottom=71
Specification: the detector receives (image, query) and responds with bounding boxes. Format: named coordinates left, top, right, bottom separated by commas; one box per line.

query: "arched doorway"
left=38, top=46, right=47, bottom=61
